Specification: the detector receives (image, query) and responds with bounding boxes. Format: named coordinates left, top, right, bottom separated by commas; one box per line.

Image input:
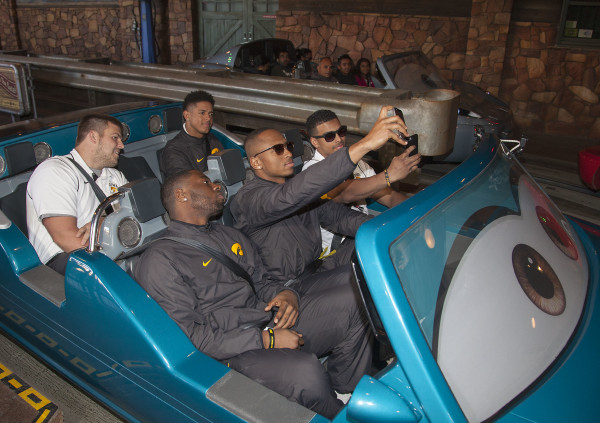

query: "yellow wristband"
left=268, top=328, right=275, bottom=349
left=384, top=169, right=391, bottom=187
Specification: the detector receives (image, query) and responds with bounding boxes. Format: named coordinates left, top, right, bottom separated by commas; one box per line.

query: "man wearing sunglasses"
left=159, top=90, right=223, bottom=179
left=303, top=109, right=421, bottom=255
left=229, top=106, right=410, bottom=293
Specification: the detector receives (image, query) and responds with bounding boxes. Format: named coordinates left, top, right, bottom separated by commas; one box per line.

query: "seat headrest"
left=283, top=129, right=305, bottom=159
left=5, top=142, right=37, bottom=175
left=118, top=178, right=165, bottom=223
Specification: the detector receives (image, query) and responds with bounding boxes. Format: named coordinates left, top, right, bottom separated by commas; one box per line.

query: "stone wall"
left=276, top=11, right=469, bottom=82
left=500, top=22, right=600, bottom=138
left=464, top=0, right=513, bottom=96
left=0, top=0, right=190, bottom=65
left=15, top=4, right=129, bottom=59
left=0, top=0, right=21, bottom=51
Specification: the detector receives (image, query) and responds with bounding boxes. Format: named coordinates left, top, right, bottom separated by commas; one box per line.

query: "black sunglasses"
left=313, top=125, right=347, bottom=142
left=254, top=141, right=294, bottom=157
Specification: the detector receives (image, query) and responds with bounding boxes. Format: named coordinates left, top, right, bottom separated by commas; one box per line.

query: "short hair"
left=160, top=170, right=193, bottom=214
left=183, top=90, right=215, bottom=111
left=75, top=114, right=122, bottom=146
left=318, top=56, right=332, bottom=64
left=244, top=127, right=274, bottom=157
left=306, top=110, right=339, bottom=136
left=338, top=54, right=352, bottom=63
left=275, top=48, right=289, bottom=59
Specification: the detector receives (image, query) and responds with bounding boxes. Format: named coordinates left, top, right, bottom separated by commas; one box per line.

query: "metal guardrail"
left=0, top=52, right=460, bottom=156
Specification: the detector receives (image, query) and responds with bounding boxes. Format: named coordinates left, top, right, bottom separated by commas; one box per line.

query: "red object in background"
left=578, top=146, right=600, bottom=191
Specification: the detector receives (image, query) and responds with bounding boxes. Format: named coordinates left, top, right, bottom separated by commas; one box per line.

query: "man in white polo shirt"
left=26, top=113, right=128, bottom=275
left=303, top=109, right=421, bottom=256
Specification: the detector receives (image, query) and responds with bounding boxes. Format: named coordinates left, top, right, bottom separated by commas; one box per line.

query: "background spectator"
left=354, top=58, right=376, bottom=87
left=335, top=54, right=357, bottom=85
left=271, top=49, right=294, bottom=78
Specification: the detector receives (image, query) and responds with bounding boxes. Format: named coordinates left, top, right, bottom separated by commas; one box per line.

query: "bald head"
left=245, top=128, right=293, bottom=183
left=244, top=128, right=283, bottom=157
left=161, top=169, right=225, bottom=224
left=161, top=170, right=193, bottom=215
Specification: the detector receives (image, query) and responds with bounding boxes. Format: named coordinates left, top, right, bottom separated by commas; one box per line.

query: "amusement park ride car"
left=0, top=102, right=597, bottom=422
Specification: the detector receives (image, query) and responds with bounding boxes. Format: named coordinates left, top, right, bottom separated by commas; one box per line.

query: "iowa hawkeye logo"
left=231, top=243, right=243, bottom=256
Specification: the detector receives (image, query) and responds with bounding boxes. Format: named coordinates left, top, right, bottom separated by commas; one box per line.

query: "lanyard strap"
left=67, top=157, right=107, bottom=203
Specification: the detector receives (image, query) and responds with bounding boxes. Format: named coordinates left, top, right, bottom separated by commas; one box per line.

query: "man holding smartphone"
left=303, top=109, right=421, bottom=256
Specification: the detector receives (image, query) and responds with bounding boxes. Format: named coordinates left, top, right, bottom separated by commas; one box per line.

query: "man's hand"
left=262, top=328, right=304, bottom=349
left=265, top=290, right=299, bottom=329
left=348, top=106, right=409, bottom=164
left=386, top=146, right=422, bottom=183
left=76, top=222, right=92, bottom=246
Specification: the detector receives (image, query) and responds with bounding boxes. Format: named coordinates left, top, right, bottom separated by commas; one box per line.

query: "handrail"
left=0, top=52, right=460, bottom=156
left=87, top=191, right=125, bottom=253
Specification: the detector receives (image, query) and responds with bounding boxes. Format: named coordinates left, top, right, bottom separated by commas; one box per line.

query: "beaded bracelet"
left=384, top=168, right=391, bottom=187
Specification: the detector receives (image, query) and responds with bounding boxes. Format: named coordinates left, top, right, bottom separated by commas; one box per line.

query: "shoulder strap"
left=117, top=235, right=256, bottom=294
left=162, top=236, right=255, bottom=294
left=67, top=157, right=106, bottom=202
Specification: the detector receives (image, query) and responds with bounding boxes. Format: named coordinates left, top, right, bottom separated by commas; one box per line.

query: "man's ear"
left=182, top=109, right=190, bottom=122
left=175, top=188, right=187, bottom=203
left=89, top=130, right=100, bottom=144
left=249, top=155, right=262, bottom=171
left=309, top=137, right=320, bottom=150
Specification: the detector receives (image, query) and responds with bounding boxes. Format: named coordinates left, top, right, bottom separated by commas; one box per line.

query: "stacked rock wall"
left=1, top=0, right=189, bottom=66
left=500, top=22, right=600, bottom=138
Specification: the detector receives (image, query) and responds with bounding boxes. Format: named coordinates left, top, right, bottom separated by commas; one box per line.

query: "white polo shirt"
left=26, top=149, right=128, bottom=264
left=302, top=150, right=375, bottom=253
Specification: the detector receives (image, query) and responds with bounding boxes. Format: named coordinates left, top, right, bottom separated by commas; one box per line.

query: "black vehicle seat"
left=0, top=142, right=38, bottom=237
left=282, top=129, right=310, bottom=175
left=117, top=155, right=158, bottom=182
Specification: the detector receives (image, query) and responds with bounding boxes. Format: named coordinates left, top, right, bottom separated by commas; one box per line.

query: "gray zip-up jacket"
left=230, top=147, right=370, bottom=283
left=159, top=129, right=223, bottom=178
left=133, top=220, right=294, bottom=361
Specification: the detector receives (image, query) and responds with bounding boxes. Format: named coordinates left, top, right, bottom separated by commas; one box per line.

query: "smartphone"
left=405, top=133, right=423, bottom=168
left=387, top=107, right=409, bottom=141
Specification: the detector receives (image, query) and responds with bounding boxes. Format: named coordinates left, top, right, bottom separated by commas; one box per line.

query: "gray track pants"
left=228, top=265, right=373, bottom=419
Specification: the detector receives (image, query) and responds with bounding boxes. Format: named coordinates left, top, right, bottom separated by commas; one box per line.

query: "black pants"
left=228, top=266, right=373, bottom=419
left=46, top=252, right=70, bottom=275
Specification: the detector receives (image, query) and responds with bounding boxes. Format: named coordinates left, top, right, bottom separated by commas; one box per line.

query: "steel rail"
left=0, top=53, right=460, bottom=155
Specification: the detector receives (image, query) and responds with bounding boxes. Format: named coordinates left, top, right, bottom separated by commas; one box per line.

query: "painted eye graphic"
left=535, top=206, right=578, bottom=260
left=512, top=244, right=565, bottom=316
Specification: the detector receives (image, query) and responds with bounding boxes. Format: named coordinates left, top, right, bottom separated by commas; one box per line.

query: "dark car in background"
left=190, top=38, right=296, bottom=72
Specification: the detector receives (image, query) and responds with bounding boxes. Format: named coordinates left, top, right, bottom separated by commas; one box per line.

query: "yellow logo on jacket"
left=231, top=243, right=243, bottom=256
left=211, top=148, right=220, bottom=154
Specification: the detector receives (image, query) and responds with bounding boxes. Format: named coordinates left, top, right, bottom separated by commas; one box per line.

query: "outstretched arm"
left=327, top=145, right=420, bottom=204
left=347, top=106, right=409, bottom=164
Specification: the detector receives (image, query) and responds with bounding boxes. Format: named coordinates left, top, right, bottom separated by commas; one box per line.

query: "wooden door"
left=198, top=0, right=278, bottom=58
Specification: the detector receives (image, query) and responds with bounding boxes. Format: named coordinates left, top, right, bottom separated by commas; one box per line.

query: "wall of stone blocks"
left=500, top=22, right=600, bottom=138
left=0, top=1, right=191, bottom=66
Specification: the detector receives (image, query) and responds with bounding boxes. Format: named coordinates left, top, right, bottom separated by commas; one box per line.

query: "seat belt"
left=117, top=235, right=256, bottom=294
left=68, top=157, right=107, bottom=202
left=68, top=157, right=114, bottom=214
